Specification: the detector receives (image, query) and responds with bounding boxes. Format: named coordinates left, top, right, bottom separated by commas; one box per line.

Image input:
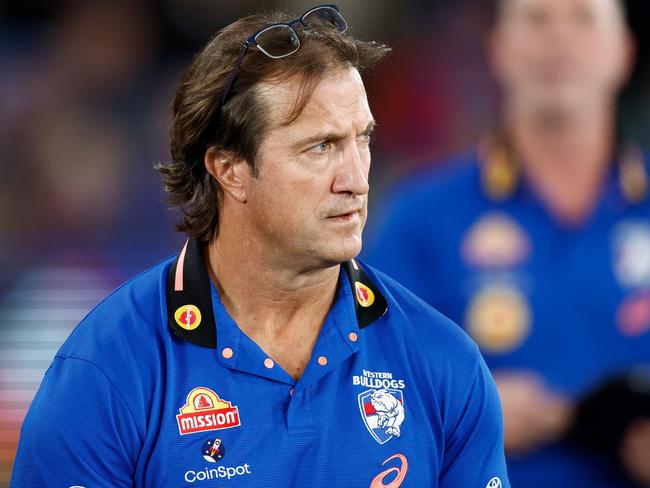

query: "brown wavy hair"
left=155, top=9, right=390, bottom=243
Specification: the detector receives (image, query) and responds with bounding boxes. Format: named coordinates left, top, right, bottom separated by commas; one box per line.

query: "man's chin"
left=529, top=88, right=591, bottom=120
left=320, top=236, right=363, bottom=266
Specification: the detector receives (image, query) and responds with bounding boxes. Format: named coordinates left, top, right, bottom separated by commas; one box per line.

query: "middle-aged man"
left=368, top=0, right=650, bottom=487
left=11, top=5, right=510, bottom=487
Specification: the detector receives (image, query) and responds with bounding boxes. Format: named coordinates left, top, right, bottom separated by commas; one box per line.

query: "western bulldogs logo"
left=358, top=389, right=406, bottom=444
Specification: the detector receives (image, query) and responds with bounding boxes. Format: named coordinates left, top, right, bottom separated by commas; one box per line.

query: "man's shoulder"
left=387, top=152, right=481, bottom=214
left=362, top=261, right=479, bottom=364
left=56, top=253, right=177, bottom=364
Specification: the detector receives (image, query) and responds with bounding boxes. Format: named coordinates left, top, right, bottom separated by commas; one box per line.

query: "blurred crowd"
left=1, top=0, right=650, bottom=486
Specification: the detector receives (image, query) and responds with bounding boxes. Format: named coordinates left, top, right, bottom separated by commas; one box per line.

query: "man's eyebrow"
left=293, top=130, right=347, bottom=149
left=361, top=120, right=377, bottom=136
left=292, top=120, right=378, bottom=149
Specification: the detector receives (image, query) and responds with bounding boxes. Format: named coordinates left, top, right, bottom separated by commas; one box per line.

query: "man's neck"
left=204, top=214, right=340, bottom=379
left=505, top=105, right=615, bottom=226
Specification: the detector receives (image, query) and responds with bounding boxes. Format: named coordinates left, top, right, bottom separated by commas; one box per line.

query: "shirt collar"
left=478, top=134, right=648, bottom=205
left=166, top=238, right=388, bottom=349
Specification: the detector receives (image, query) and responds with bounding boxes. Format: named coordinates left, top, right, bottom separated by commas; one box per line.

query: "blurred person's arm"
left=10, top=356, right=139, bottom=487
left=568, top=367, right=650, bottom=483
left=494, top=371, right=574, bottom=455
left=621, top=418, right=650, bottom=486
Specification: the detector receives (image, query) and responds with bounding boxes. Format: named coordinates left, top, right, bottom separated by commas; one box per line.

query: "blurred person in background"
left=367, top=0, right=650, bottom=486
left=0, top=0, right=178, bottom=271
left=0, top=1, right=175, bottom=485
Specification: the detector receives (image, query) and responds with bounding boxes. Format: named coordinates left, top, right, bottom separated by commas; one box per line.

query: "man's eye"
left=311, top=141, right=330, bottom=153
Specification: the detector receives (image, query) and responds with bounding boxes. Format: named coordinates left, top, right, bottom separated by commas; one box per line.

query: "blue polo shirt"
left=365, top=149, right=650, bottom=488
left=11, top=238, right=509, bottom=487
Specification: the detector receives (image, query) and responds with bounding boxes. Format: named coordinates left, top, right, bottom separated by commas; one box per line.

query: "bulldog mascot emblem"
left=358, top=388, right=406, bottom=444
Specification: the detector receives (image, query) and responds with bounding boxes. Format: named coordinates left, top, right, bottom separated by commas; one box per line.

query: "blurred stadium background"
left=0, top=0, right=649, bottom=485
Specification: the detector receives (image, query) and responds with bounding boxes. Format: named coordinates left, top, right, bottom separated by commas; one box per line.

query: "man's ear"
left=204, top=148, right=250, bottom=203
left=486, top=26, right=508, bottom=88
left=618, top=28, right=637, bottom=88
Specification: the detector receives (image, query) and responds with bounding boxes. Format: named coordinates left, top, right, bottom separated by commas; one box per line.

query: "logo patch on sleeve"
left=486, top=477, right=502, bottom=488
left=612, top=221, right=650, bottom=289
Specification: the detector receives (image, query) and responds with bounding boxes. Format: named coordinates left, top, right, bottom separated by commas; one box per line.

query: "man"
left=11, top=5, right=510, bottom=487
left=368, top=0, right=650, bottom=486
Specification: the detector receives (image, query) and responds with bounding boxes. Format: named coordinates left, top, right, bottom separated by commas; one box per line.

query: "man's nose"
left=331, top=142, right=370, bottom=196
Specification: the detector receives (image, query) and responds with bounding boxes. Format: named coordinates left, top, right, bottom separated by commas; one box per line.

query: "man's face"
left=243, top=67, right=374, bottom=268
left=491, top=0, right=632, bottom=118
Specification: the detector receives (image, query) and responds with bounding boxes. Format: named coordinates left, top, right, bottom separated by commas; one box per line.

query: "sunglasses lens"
left=302, top=6, right=347, bottom=33
left=254, top=24, right=300, bottom=58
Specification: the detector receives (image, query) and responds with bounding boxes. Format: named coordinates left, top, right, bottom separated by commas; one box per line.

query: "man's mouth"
left=327, top=208, right=362, bottom=221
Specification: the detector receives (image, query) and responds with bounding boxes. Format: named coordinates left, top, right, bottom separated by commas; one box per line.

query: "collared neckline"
left=477, top=133, right=648, bottom=206
left=166, top=238, right=388, bottom=349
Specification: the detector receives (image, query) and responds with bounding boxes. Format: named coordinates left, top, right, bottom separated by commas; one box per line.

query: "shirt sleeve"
left=11, top=355, right=142, bottom=487
left=438, top=348, right=511, bottom=488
